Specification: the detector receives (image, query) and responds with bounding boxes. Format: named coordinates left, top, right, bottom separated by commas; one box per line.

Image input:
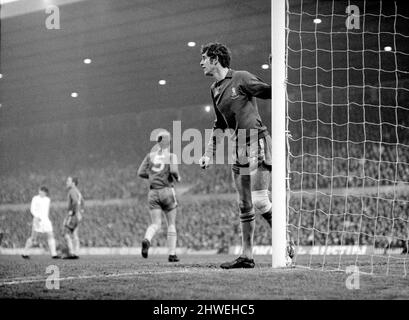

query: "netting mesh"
left=285, top=0, right=409, bottom=275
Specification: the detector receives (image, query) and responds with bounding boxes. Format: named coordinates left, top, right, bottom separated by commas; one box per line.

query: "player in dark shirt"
left=63, top=176, right=84, bottom=259
left=199, top=42, right=293, bottom=269
left=138, top=130, right=181, bottom=262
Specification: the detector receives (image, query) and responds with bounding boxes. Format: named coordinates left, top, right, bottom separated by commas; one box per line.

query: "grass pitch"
left=1, top=254, right=409, bottom=299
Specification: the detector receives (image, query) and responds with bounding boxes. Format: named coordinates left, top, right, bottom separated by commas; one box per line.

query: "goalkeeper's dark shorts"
left=232, top=134, right=272, bottom=175
left=63, top=214, right=80, bottom=233
left=148, top=187, right=178, bottom=212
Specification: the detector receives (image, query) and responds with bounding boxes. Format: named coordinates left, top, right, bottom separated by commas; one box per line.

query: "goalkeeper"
left=198, top=42, right=293, bottom=269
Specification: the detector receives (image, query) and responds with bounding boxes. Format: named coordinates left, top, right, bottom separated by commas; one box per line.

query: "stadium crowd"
left=288, top=192, right=409, bottom=249
left=1, top=194, right=407, bottom=251
left=0, top=162, right=236, bottom=204
left=2, top=122, right=409, bottom=204
left=0, top=165, right=147, bottom=204
left=1, top=107, right=408, bottom=251
left=0, top=199, right=270, bottom=251
left=289, top=140, right=409, bottom=190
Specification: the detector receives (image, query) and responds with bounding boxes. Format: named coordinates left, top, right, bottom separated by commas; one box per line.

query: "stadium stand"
left=1, top=105, right=408, bottom=250
left=0, top=199, right=270, bottom=250
left=1, top=194, right=408, bottom=250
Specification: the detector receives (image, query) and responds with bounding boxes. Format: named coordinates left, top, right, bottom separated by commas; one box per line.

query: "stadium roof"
left=0, top=0, right=271, bottom=126
left=0, top=0, right=408, bottom=127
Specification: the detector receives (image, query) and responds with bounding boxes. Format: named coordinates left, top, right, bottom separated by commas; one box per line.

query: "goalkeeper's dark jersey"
left=137, top=150, right=179, bottom=189
left=205, top=69, right=271, bottom=158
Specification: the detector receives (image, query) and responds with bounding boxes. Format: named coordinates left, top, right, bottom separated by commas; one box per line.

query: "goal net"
left=285, top=0, right=409, bottom=275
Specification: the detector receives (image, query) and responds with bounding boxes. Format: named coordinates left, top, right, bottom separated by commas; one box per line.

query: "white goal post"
left=271, top=0, right=288, bottom=268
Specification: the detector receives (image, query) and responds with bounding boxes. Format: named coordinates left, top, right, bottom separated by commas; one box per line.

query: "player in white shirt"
left=22, top=186, right=60, bottom=259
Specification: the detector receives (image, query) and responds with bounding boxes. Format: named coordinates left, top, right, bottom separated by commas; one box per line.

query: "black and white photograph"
left=0, top=0, right=409, bottom=313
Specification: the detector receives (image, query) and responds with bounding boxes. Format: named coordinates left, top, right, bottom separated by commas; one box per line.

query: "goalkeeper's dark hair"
left=201, top=42, right=231, bottom=68
left=72, top=177, right=79, bottom=186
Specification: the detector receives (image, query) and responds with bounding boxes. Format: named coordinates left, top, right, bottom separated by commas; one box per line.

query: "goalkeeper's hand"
left=199, top=155, right=211, bottom=169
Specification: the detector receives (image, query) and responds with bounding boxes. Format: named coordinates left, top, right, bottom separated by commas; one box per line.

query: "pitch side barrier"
left=229, top=245, right=404, bottom=256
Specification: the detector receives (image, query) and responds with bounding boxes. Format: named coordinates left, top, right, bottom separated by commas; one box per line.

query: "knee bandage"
left=252, top=190, right=272, bottom=214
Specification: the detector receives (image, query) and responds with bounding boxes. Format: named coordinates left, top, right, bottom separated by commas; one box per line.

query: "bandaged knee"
left=239, top=201, right=255, bottom=223
left=252, top=190, right=272, bottom=215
